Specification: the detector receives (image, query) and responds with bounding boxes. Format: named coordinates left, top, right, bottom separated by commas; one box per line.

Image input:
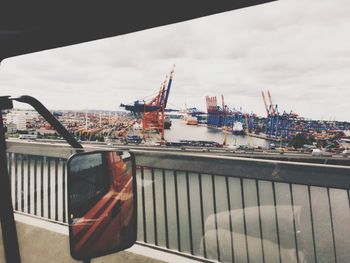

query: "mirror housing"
left=67, top=150, right=137, bottom=260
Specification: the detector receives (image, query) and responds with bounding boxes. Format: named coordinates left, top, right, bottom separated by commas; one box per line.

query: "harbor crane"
left=262, top=90, right=300, bottom=139
left=120, top=65, right=175, bottom=144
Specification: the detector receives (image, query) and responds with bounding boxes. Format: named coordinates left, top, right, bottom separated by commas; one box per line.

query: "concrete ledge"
left=0, top=213, right=165, bottom=263
left=1, top=213, right=201, bottom=263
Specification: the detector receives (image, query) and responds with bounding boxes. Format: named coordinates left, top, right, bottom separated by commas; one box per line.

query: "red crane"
left=120, top=65, right=175, bottom=144
left=142, top=65, right=175, bottom=144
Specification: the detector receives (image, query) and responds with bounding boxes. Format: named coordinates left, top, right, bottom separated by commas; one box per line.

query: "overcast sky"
left=1, top=0, right=350, bottom=121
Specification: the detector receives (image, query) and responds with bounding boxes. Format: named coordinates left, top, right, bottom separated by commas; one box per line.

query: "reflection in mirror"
left=67, top=151, right=136, bottom=260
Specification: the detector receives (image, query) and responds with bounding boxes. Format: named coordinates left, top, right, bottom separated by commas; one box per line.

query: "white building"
left=5, top=110, right=38, bottom=131
left=6, top=123, right=17, bottom=134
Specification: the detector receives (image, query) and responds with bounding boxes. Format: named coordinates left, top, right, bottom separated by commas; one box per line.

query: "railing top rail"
left=6, top=140, right=117, bottom=158
left=132, top=150, right=350, bottom=190
left=132, top=149, right=350, bottom=169
left=6, top=140, right=350, bottom=189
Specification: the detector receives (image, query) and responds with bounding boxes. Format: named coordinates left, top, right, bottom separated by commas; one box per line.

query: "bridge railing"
left=6, top=141, right=350, bottom=263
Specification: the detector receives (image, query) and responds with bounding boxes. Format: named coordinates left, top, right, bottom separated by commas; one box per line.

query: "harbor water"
left=165, top=119, right=269, bottom=147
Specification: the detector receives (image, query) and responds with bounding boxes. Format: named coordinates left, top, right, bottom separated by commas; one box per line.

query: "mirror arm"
left=12, top=95, right=83, bottom=150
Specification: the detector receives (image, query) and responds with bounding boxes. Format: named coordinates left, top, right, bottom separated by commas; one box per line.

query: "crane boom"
left=261, top=91, right=269, bottom=116
left=164, top=64, right=175, bottom=108
left=267, top=90, right=276, bottom=115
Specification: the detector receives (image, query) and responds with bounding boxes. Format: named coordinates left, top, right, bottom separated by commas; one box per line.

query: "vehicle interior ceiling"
left=0, top=1, right=275, bottom=60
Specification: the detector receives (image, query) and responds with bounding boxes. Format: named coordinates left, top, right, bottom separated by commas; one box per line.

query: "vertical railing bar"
left=211, top=174, right=220, bottom=262
left=327, top=188, right=338, bottom=263
left=240, top=178, right=250, bottom=263
left=198, top=173, right=207, bottom=258
left=289, top=184, right=299, bottom=263
left=225, top=176, right=235, bottom=263
left=272, top=182, right=282, bottom=263
left=141, top=167, right=147, bottom=243
left=34, top=159, right=37, bottom=216
left=27, top=155, right=31, bottom=214
left=255, top=180, right=265, bottom=263
left=47, top=158, right=51, bottom=219
left=185, top=172, right=194, bottom=255
left=62, top=161, right=66, bottom=223
left=40, top=156, right=44, bottom=217
left=14, top=154, right=18, bottom=210
left=308, top=186, right=317, bottom=263
left=8, top=153, right=12, bottom=193
left=20, top=156, right=24, bottom=212
left=151, top=168, right=158, bottom=246
left=174, top=170, right=181, bottom=252
left=162, top=169, right=169, bottom=249
left=54, top=158, right=59, bottom=222
left=6, top=152, right=9, bottom=174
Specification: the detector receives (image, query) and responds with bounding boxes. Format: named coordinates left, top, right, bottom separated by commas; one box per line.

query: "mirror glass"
left=67, top=150, right=137, bottom=260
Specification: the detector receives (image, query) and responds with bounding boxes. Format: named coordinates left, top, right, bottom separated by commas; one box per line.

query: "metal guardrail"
left=6, top=153, right=68, bottom=224
left=5, top=141, right=350, bottom=263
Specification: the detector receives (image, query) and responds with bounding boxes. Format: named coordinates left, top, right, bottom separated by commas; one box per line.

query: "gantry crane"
left=120, top=65, right=175, bottom=144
